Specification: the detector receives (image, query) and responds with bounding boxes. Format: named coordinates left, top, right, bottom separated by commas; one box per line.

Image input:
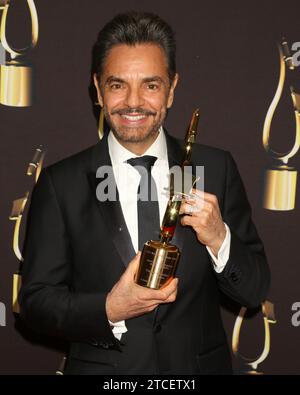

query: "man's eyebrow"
left=142, top=76, right=165, bottom=84
left=104, top=76, right=125, bottom=85
left=104, top=75, right=166, bottom=85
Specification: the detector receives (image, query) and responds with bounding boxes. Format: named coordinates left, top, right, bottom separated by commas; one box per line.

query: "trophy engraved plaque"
left=135, top=109, right=200, bottom=289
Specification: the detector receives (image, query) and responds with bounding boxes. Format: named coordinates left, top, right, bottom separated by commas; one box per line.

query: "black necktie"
left=127, top=155, right=160, bottom=251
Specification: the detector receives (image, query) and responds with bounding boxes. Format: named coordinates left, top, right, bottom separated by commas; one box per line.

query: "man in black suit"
left=19, top=11, right=270, bottom=375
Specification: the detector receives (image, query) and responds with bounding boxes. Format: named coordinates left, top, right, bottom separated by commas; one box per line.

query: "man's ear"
left=93, top=73, right=104, bottom=107
left=167, top=73, right=179, bottom=109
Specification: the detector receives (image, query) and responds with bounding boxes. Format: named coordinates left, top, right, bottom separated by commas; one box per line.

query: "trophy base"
left=263, top=166, right=297, bottom=210
left=0, top=62, right=33, bottom=107
left=135, top=240, right=180, bottom=290
left=247, top=370, right=263, bottom=375
left=235, top=368, right=264, bottom=375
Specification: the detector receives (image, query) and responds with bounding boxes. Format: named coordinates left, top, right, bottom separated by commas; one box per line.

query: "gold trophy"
left=135, top=109, right=200, bottom=290
left=0, top=0, right=39, bottom=107
left=232, top=301, right=277, bottom=375
left=9, top=146, right=45, bottom=313
left=262, top=38, right=300, bottom=211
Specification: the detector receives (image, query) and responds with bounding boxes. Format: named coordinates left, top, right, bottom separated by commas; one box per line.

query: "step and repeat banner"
left=0, top=0, right=299, bottom=375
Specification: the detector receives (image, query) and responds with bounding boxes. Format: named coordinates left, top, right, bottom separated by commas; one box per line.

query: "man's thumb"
left=126, top=251, right=141, bottom=279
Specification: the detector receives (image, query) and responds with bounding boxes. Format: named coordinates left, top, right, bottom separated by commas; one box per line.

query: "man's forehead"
left=102, top=43, right=169, bottom=77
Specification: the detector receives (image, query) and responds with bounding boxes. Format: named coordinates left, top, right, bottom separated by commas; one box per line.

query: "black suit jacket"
left=19, top=132, right=270, bottom=375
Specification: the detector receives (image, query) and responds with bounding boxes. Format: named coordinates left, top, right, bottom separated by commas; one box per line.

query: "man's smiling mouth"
left=121, top=114, right=147, bottom=121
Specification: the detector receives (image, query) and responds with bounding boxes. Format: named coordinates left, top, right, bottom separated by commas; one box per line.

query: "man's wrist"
left=105, top=293, right=116, bottom=323
left=207, top=224, right=227, bottom=258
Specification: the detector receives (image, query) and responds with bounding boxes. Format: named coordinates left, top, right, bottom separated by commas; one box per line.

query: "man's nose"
left=124, top=86, right=145, bottom=108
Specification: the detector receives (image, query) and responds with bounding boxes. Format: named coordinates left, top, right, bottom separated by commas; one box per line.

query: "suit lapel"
left=87, top=134, right=136, bottom=268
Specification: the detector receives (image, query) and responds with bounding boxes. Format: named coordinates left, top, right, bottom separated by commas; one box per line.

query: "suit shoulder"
left=193, top=142, right=229, bottom=159
left=43, top=144, right=96, bottom=179
left=173, top=136, right=229, bottom=163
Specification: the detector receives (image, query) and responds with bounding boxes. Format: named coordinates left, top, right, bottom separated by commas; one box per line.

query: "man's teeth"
left=121, top=114, right=146, bottom=121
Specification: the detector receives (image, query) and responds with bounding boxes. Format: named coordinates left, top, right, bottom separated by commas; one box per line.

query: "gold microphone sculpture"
left=135, top=109, right=200, bottom=290
left=0, top=0, right=39, bottom=107
left=262, top=38, right=300, bottom=210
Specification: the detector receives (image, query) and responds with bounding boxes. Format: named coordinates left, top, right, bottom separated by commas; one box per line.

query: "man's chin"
left=112, top=127, right=158, bottom=144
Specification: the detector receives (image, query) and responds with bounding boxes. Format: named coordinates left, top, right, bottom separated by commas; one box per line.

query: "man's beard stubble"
left=103, top=106, right=167, bottom=144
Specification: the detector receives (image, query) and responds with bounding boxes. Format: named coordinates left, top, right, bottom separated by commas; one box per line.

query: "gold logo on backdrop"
left=232, top=301, right=276, bottom=374
left=262, top=39, right=300, bottom=210
left=0, top=0, right=39, bottom=107
left=9, top=146, right=45, bottom=313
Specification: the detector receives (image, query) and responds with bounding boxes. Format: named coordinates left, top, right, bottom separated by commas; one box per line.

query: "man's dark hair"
left=92, top=11, right=177, bottom=84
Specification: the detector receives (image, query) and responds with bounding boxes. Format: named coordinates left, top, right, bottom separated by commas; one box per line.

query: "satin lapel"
left=86, top=135, right=135, bottom=268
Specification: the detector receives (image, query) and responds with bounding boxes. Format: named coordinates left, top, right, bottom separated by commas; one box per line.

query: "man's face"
left=94, top=43, right=178, bottom=145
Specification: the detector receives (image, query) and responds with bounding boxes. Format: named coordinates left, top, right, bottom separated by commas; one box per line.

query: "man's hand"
left=180, top=189, right=226, bottom=257
left=105, top=252, right=179, bottom=323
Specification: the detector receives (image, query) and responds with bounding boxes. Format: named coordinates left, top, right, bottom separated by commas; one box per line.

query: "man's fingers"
left=190, top=189, right=218, bottom=206
left=141, top=303, right=160, bottom=313
left=137, top=286, right=178, bottom=312
left=136, top=277, right=179, bottom=302
left=180, top=201, right=198, bottom=215
left=150, top=287, right=178, bottom=305
left=124, top=252, right=141, bottom=280
left=155, top=278, right=179, bottom=301
left=181, top=214, right=199, bottom=228
left=163, top=288, right=178, bottom=303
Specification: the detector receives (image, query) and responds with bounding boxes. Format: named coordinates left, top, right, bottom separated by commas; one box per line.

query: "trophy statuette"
left=232, top=301, right=276, bottom=374
left=135, top=109, right=200, bottom=290
left=262, top=39, right=300, bottom=210
left=0, top=0, right=39, bottom=107
left=9, top=146, right=45, bottom=313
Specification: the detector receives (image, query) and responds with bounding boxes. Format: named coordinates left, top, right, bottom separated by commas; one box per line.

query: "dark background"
left=0, top=0, right=299, bottom=374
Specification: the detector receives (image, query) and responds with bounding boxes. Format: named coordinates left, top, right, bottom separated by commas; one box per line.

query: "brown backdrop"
left=0, top=0, right=300, bottom=374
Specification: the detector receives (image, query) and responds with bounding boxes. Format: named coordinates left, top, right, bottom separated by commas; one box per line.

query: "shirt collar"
left=108, top=126, right=168, bottom=165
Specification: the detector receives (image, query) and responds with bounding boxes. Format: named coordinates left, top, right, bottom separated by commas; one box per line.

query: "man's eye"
left=110, top=83, right=122, bottom=90
left=147, top=84, right=159, bottom=90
